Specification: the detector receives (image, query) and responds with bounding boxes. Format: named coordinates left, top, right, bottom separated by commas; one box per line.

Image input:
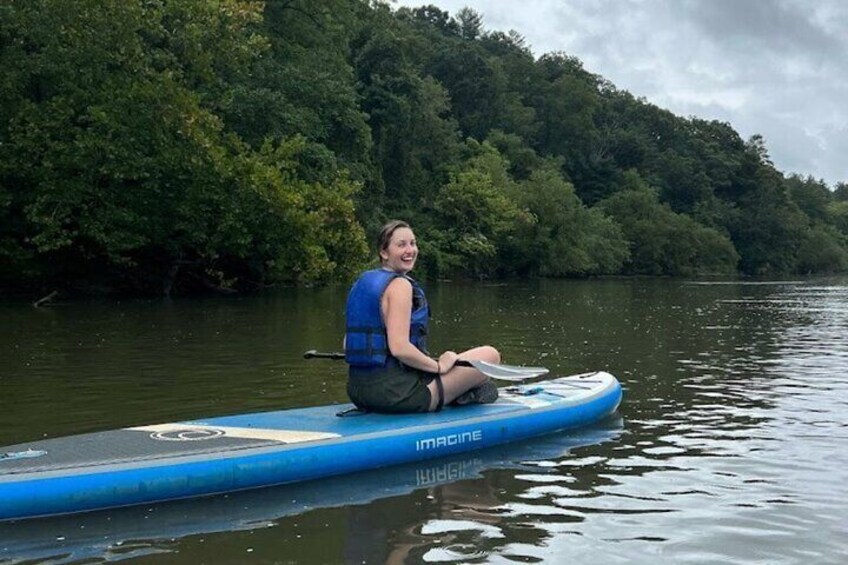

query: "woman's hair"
left=376, top=220, right=410, bottom=260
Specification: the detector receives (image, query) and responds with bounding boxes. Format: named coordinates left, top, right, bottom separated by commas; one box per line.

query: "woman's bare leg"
left=427, top=345, right=501, bottom=411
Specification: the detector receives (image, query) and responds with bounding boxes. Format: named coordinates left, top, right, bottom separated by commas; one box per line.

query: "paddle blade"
left=461, top=359, right=549, bottom=381
left=483, top=361, right=550, bottom=375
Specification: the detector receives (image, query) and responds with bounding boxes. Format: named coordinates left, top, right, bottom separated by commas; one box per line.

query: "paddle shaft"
left=305, top=350, right=474, bottom=365
left=303, top=350, right=345, bottom=360
left=305, top=351, right=482, bottom=367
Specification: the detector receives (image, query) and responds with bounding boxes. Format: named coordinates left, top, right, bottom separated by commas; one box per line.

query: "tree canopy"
left=1, top=1, right=845, bottom=295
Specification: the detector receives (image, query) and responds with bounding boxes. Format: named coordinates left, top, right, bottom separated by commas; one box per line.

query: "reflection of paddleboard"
left=0, top=372, right=622, bottom=522
left=0, top=419, right=623, bottom=564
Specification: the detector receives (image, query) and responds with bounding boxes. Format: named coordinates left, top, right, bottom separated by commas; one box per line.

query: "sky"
left=393, top=0, right=848, bottom=188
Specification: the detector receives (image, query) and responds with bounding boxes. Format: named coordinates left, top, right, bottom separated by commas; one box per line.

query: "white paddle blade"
left=466, top=359, right=549, bottom=381
left=483, top=362, right=550, bottom=375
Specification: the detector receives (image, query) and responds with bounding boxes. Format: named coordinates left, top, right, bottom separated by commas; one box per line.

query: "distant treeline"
left=2, top=1, right=847, bottom=296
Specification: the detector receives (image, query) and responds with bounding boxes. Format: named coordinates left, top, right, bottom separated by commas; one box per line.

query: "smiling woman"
left=344, top=220, right=501, bottom=414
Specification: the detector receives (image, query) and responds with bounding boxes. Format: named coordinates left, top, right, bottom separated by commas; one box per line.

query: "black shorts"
left=347, top=358, right=435, bottom=414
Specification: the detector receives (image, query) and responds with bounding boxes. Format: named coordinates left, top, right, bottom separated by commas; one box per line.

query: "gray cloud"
left=686, top=0, right=841, bottom=58
left=394, top=0, right=848, bottom=187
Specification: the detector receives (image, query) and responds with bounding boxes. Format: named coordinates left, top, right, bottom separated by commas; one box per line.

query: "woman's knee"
left=457, top=345, right=501, bottom=366
left=480, top=345, right=500, bottom=364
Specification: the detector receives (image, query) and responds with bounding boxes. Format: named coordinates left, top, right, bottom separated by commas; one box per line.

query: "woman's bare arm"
left=383, top=278, right=457, bottom=373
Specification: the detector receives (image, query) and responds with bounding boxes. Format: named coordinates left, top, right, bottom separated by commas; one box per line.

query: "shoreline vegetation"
left=2, top=1, right=847, bottom=298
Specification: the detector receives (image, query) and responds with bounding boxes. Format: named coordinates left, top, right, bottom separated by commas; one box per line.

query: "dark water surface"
left=1, top=278, right=847, bottom=564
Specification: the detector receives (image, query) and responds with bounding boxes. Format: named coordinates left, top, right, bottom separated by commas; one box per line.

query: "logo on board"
left=415, top=430, right=483, bottom=451
left=149, top=428, right=226, bottom=441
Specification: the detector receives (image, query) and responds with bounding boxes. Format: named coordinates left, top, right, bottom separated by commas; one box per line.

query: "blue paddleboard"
left=0, top=371, right=621, bottom=521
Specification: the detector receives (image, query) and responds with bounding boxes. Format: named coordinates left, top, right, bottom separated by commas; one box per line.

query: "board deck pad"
left=0, top=430, right=284, bottom=475
left=2, top=390, right=538, bottom=475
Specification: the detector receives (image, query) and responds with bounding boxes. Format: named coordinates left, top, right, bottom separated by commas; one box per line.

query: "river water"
left=1, top=278, right=847, bottom=564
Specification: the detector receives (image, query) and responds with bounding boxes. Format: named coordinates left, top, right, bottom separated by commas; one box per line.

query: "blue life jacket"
left=345, top=269, right=429, bottom=367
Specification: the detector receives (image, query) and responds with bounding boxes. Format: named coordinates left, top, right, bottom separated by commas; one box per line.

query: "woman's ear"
left=379, top=249, right=388, bottom=262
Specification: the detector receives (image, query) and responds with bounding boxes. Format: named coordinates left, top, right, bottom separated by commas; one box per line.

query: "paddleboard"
left=0, top=419, right=623, bottom=562
left=0, top=371, right=621, bottom=522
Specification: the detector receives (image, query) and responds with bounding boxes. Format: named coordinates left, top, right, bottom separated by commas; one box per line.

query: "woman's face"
left=380, top=227, right=418, bottom=274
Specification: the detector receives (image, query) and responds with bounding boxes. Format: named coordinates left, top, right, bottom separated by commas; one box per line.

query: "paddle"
left=302, top=350, right=548, bottom=382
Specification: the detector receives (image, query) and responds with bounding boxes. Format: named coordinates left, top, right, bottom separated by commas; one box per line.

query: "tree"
left=746, top=134, right=774, bottom=167
left=456, top=7, right=483, bottom=40
left=427, top=44, right=507, bottom=140
left=795, top=225, right=848, bottom=274
left=835, top=182, right=848, bottom=202
left=598, top=173, right=739, bottom=276
left=402, top=4, right=460, bottom=36
left=786, top=175, right=833, bottom=223
left=429, top=142, right=528, bottom=278
left=485, top=130, right=544, bottom=180
left=527, top=53, right=602, bottom=200
left=222, top=0, right=373, bottom=176
left=351, top=16, right=462, bottom=226
left=511, top=166, right=628, bottom=276
left=828, top=200, right=848, bottom=237
left=0, top=0, right=367, bottom=294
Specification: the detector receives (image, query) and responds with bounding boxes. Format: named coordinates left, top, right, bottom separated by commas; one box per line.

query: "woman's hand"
left=438, top=351, right=459, bottom=374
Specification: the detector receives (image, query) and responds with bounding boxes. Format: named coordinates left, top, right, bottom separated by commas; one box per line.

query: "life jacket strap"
left=434, top=373, right=444, bottom=412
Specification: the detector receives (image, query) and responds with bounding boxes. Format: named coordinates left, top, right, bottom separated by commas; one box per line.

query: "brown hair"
left=376, top=220, right=410, bottom=260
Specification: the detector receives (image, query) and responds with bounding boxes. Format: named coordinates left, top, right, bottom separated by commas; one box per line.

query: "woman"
left=345, top=220, right=500, bottom=413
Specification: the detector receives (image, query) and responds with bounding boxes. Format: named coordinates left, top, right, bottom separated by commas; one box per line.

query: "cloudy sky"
left=394, top=0, right=848, bottom=188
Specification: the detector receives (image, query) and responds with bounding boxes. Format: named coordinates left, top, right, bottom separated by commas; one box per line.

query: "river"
left=1, top=278, right=847, bottom=564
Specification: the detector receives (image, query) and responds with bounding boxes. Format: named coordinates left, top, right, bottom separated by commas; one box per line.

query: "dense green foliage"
left=2, top=1, right=845, bottom=295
